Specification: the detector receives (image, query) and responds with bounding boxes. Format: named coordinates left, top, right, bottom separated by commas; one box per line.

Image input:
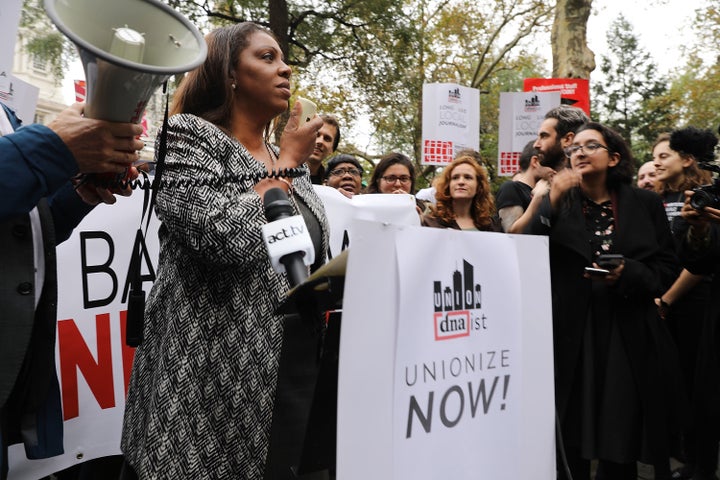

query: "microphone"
left=262, top=187, right=315, bottom=287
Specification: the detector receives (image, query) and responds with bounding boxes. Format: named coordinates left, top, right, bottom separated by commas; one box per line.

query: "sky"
left=585, top=0, right=706, bottom=75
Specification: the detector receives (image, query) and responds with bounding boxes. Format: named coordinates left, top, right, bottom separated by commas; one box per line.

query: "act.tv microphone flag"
left=262, top=188, right=315, bottom=287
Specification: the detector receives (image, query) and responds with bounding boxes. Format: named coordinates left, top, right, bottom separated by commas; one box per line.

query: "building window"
left=32, top=56, right=49, bottom=73
left=34, top=113, right=46, bottom=125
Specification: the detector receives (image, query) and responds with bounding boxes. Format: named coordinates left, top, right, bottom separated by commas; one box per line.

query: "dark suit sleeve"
left=48, top=182, right=95, bottom=244
left=0, top=124, right=78, bottom=221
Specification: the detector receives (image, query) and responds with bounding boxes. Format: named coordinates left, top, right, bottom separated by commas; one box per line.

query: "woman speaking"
left=120, top=23, right=328, bottom=479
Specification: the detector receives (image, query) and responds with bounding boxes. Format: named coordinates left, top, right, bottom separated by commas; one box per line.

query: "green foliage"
left=591, top=14, right=670, bottom=165
left=657, top=5, right=720, bottom=134
left=20, top=0, right=76, bottom=83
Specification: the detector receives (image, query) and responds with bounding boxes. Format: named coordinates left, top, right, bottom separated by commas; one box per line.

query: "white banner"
left=497, top=91, right=561, bottom=176
left=0, top=74, right=40, bottom=125
left=313, top=185, right=420, bottom=259
left=10, top=189, right=550, bottom=479
left=337, top=221, right=555, bottom=479
left=421, top=83, right=480, bottom=166
left=8, top=192, right=160, bottom=479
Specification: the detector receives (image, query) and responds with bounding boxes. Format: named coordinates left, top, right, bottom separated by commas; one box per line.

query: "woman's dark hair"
left=575, top=122, right=634, bottom=189
left=653, top=131, right=712, bottom=194
left=325, top=154, right=362, bottom=180
left=170, top=22, right=271, bottom=131
left=670, top=126, right=718, bottom=163
left=366, top=152, right=416, bottom=194
left=428, top=154, right=495, bottom=229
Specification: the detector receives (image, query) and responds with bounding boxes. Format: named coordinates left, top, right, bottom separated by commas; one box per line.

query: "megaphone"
left=44, top=0, right=207, bottom=123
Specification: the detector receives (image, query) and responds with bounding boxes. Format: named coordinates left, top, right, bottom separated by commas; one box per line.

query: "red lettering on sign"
left=57, top=314, right=116, bottom=420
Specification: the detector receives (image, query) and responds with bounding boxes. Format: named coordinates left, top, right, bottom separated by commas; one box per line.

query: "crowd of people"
left=3, top=17, right=720, bottom=480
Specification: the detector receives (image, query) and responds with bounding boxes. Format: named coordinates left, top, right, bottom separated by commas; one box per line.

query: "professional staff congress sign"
left=337, top=222, right=555, bottom=479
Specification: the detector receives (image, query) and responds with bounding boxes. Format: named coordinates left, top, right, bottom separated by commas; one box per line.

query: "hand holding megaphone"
left=44, top=0, right=207, bottom=191
left=48, top=103, right=144, bottom=175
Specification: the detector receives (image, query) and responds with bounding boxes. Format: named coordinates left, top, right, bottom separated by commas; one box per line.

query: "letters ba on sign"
left=497, top=91, right=561, bottom=176
left=421, top=83, right=480, bottom=166
left=9, top=192, right=160, bottom=478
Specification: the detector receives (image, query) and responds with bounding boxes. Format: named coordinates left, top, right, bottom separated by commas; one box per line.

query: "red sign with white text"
left=523, top=78, right=590, bottom=116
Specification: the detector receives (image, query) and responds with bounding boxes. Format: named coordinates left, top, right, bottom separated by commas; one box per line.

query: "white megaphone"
left=44, top=0, right=207, bottom=123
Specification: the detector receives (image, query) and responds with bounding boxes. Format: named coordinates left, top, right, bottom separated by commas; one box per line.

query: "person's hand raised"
left=276, top=100, right=324, bottom=170
left=549, top=168, right=581, bottom=210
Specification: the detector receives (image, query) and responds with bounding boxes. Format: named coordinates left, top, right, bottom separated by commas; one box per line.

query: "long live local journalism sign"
left=497, top=91, right=561, bottom=176
left=421, top=83, right=480, bottom=166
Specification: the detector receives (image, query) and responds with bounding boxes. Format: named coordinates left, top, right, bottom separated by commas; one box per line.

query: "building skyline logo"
left=524, top=94, right=541, bottom=112
left=447, top=87, right=461, bottom=104
left=432, top=259, right=483, bottom=341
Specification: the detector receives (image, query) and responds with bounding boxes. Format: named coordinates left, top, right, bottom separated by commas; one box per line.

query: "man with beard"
left=533, top=105, right=590, bottom=171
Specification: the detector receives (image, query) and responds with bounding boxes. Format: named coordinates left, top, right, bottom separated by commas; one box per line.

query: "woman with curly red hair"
left=421, top=154, right=499, bottom=231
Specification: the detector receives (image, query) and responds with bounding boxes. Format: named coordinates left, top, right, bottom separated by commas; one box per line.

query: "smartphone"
left=585, top=267, right=610, bottom=276
left=596, top=254, right=624, bottom=270
left=296, top=97, right=317, bottom=126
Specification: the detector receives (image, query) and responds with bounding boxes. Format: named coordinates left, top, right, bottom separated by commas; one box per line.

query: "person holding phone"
left=119, top=23, right=328, bottom=480
left=525, top=122, right=682, bottom=480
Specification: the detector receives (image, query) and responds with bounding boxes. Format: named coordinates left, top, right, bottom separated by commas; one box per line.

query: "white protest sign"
left=314, top=185, right=420, bottom=259
left=1, top=74, right=40, bottom=125
left=497, top=91, right=561, bottom=176
left=8, top=192, right=159, bottom=479
left=337, top=221, right=555, bottom=480
left=421, top=83, right=480, bottom=166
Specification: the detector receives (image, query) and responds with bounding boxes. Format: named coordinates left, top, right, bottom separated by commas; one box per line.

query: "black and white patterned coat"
left=121, top=113, right=329, bottom=479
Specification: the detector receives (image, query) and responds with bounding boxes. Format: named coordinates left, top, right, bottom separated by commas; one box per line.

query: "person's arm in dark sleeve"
left=48, top=182, right=95, bottom=244
left=0, top=124, right=79, bottom=221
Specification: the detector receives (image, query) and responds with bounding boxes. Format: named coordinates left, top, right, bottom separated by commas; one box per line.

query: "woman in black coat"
left=525, top=122, right=683, bottom=480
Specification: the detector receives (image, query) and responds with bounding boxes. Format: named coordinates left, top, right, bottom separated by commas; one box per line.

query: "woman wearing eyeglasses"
left=525, top=122, right=682, bottom=480
left=324, top=153, right=363, bottom=197
left=421, top=154, right=499, bottom=231
left=366, top=152, right=416, bottom=194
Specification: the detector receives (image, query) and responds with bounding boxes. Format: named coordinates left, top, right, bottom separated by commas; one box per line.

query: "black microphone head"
left=263, top=187, right=294, bottom=221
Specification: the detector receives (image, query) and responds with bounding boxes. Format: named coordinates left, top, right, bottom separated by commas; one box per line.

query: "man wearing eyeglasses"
left=324, top=154, right=363, bottom=198
left=534, top=105, right=590, bottom=171
left=308, top=114, right=341, bottom=185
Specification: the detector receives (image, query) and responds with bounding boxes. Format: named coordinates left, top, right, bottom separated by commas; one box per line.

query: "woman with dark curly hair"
left=525, top=122, right=683, bottom=480
left=421, top=154, right=499, bottom=231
